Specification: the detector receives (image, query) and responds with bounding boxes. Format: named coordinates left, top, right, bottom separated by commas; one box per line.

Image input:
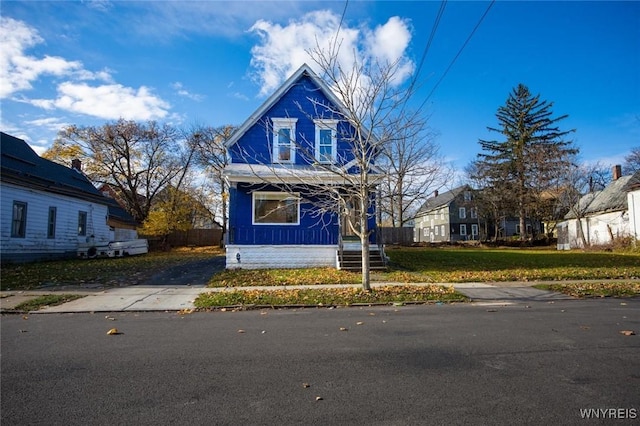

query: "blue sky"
left=1, top=1, right=639, bottom=177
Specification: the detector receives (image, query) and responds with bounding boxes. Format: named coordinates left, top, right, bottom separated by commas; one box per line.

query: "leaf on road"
left=315, top=396, right=323, bottom=401
left=619, top=330, right=635, bottom=336
left=339, top=327, right=348, bottom=331
left=106, top=328, right=120, bottom=335
left=237, top=329, right=245, bottom=333
left=178, top=308, right=194, bottom=315
left=302, top=383, right=310, bottom=388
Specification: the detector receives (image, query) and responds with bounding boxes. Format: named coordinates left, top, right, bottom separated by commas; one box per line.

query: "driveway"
left=141, top=254, right=226, bottom=286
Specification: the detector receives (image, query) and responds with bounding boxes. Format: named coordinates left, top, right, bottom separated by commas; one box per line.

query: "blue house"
left=223, top=64, right=383, bottom=270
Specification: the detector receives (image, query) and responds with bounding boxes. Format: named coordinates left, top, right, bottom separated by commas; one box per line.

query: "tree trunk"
left=359, top=196, right=371, bottom=291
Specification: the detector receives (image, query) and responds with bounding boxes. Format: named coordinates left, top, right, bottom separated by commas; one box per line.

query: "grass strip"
left=12, top=294, right=85, bottom=312
left=195, top=285, right=466, bottom=308
left=208, top=267, right=360, bottom=287
left=533, top=282, right=640, bottom=298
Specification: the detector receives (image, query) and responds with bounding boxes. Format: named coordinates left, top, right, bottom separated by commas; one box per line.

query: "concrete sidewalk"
left=0, top=281, right=577, bottom=313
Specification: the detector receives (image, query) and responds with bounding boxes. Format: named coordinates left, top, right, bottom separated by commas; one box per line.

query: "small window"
left=459, top=207, right=466, bottom=219
left=441, top=225, right=446, bottom=236
left=272, top=118, right=297, bottom=163
left=11, top=201, right=27, bottom=238
left=464, top=191, right=472, bottom=202
left=460, top=224, right=467, bottom=236
left=423, top=227, right=428, bottom=237
left=471, top=224, right=479, bottom=237
left=435, top=226, right=439, bottom=236
left=470, top=207, right=478, bottom=219
left=78, top=211, right=87, bottom=236
left=48, top=207, right=57, bottom=239
left=314, top=119, right=338, bottom=163
left=253, top=192, right=300, bottom=225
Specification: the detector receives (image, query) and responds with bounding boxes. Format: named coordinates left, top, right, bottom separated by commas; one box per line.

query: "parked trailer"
left=78, top=239, right=148, bottom=259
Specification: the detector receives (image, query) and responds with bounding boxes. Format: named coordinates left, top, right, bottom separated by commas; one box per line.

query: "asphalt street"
left=2, top=298, right=639, bottom=425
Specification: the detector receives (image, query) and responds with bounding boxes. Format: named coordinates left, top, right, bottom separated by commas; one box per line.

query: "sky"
left=1, top=0, right=639, bottom=179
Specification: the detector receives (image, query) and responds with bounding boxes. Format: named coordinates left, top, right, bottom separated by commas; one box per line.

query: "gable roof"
left=1, top=132, right=138, bottom=225
left=225, top=63, right=350, bottom=149
left=565, top=171, right=640, bottom=219
left=416, top=186, right=469, bottom=216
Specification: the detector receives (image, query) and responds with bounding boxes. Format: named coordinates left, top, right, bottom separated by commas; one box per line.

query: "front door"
left=341, top=196, right=361, bottom=238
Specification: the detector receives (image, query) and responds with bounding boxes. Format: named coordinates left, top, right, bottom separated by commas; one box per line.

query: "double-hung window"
left=253, top=192, right=300, bottom=225
left=313, top=119, right=338, bottom=164
left=470, top=207, right=478, bottom=219
left=78, top=211, right=87, bottom=236
left=48, top=207, right=57, bottom=239
left=11, top=201, right=27, bottom=238
left=272, top=118, right=297, bottom=163
left=459, top=207, right=466, bottom=219
left=460, top=224, right=467, bottom=236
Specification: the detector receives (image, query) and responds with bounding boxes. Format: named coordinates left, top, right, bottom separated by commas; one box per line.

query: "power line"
left=419, top=0, right=495, bottom=111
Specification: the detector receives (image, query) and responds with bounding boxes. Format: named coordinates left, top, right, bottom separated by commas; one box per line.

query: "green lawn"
left=382, top=247, right=640, bottom=283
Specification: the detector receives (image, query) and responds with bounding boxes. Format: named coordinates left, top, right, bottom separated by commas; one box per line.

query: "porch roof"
left=223, top=163, right=381, bottom=185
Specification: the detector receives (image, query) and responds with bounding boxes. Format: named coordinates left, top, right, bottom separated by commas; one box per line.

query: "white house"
left=1, top=132, right=127, bottom=263
left=557, top=166, right=640, bottom=250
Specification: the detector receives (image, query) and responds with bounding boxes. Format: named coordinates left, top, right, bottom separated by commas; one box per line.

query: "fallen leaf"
left=356, top=322, right=364, bottom=326
left=620, top=330, right=635, bottom=336
left=106, top=328, right=119, bottom=335
left=178, top=308, right=194, bottom=315
left=339, top=327, right=348, bottom=331
left=302, top=383, right=310, bottom=388
left=315, top=396, right=323, bottom=401
left=22, top=315, right=28, bottom=320
left=237, top=329, right=245, bottom=333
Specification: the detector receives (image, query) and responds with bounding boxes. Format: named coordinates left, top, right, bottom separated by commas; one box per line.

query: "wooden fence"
left=378, top=227, right=414, bottom=245
left=142, top=229, right=223, bottom=249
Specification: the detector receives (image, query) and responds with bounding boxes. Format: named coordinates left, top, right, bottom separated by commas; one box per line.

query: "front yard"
left=2, top=246, right=638, bottom=309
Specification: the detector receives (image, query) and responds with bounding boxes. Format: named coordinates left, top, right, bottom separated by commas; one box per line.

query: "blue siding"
left=229, top=183, right=339, bottom=245
left=229, top=74, right=355, bottom=167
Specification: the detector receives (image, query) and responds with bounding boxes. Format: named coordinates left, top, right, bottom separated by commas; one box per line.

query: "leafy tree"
left=473, top=84, right=577, bottom=240
left=55, top=119, right=193, bottom=222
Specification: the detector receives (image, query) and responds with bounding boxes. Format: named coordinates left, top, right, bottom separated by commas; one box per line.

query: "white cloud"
left=248, top=10, right=413, bottom=97
left=30, top=82, right=170, bottom=120
left=171, top=82, right=205, bottom=102
left=0, top=16, right=168, bottom=120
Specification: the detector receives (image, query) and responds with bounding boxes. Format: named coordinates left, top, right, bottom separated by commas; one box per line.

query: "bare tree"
left=624, top=146, right=640, bottom=174
left=189, top=124, right=235, bottom=243
left=377, top=119, right=448, bottom=228
left=55, top=119, right=192, bottom=222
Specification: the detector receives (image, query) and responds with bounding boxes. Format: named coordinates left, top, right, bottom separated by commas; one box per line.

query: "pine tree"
left=474, top=84, right=577, bottom=241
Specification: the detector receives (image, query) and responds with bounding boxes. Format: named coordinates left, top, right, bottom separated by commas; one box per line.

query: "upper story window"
left=11, top=201, right=27, bottom=238
left=470, top=207, right=478, bottom=219
left=313, top=119, right=338, bottom=164
left=464, top=191, right=472, bottom=202
left=272, top=118, right=297, bottom=163
left=459, top=207, right=466, bottom=219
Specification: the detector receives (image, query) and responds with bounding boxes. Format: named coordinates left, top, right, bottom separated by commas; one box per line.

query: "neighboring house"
left=222, top=64, right=380, bottom=269
left=1, top=132, right=138, bottom=263
left=557, top=166, right=640, bottom=250
left=413, top=186, right=481, bottom=243
left=628, top=182, right=640, bottom=243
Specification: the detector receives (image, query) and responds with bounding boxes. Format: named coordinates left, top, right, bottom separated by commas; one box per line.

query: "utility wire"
left=419, top=0, right=495, bottom=110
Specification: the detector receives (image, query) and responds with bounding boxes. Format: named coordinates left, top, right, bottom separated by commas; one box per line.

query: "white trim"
left=252, top=191, right=300, bottom=225
left=271, top=118, right=297, bottom=164
left=313, top=119, right=338, bottom=164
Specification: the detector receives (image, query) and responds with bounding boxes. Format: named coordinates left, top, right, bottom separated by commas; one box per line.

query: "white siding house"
left=557, top=167, right=640, bottom=250
left=1, top=132, right=117, bottom=263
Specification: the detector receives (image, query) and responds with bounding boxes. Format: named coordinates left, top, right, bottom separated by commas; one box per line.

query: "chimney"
left=71, top=159, right=82, bottom=172
left=613, top=165, right=622, bottom=181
